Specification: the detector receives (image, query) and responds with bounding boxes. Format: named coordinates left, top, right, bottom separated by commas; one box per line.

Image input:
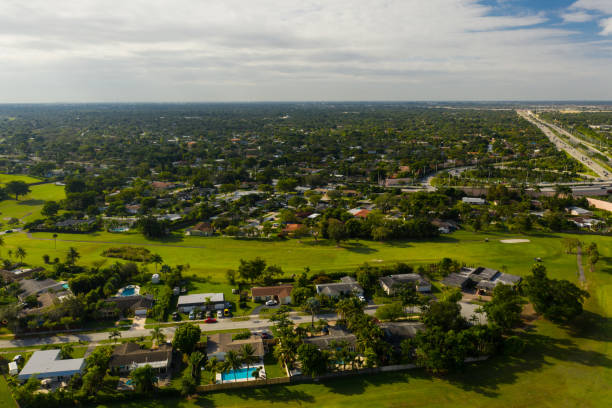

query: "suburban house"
left=18, top=349, right=86, bottom=382
left=0, top=267, right=42, bottom=283
left=18, top=278, right=69, bottom=301
left=207, top=333, right=266, bottom=362
left=109, top=342, right=174, bottom=374
left=442, top=266, right=522, bottom=295
left=379, top=273, right=431, bottom=295
left=303, top=327, right=357, bottom=351
left=380, top=322, right=425, bottom=349
left=185, top=222, right=214, bottom=236
left=281, top=223, right=303, bottom=235
left=462, top=197, right=486, bottom=205
left=19, top=292, right=59, bottom=317
left=177, top=293, right=225, bottom=312
left=251, top=284, right=293, bottom=304
left=100, top=294, right=155, bottom=318
left=567, top=206, right=593, bottom=216
left=315, top=277, right=364, bottom=298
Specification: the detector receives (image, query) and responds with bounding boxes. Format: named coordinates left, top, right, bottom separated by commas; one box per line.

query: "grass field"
left=0, top=375, right=17, bottom=408
left=0, top=183, right=65, bottom=225
left=3, top=230, right=607, bottom=284
left=0, top=174, right=41, bottom=185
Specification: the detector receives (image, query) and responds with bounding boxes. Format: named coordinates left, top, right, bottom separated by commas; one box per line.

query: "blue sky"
left=0, top=0, right=611, bottom=102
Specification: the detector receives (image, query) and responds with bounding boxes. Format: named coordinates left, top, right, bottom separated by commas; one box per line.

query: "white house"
left=177, top=293, right=225, bottom=312
left=18, top=350, right=86, bottom=382
left=462, top=197, right=486, bottom=205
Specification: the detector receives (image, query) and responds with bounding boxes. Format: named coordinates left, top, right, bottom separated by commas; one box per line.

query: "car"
left=204, top=317, right=217, bottom=323
left=188, top=311, right=195, bottom=320
left=224, top=308, right=231, bottom=317
left=217, top=310, right=223, bottom=319
left=265, top=299, right=278, bottom=306
left=261, top=332, right=271, bottom=339
left=171, top=312, right=180, bottom=321
left=196, top=311, right=204, bottom=319
left=4, top=230, right=12, bottom=234
left=358, top=295, right=366, bottom=302
left=205, top=310, right=212, bottom=318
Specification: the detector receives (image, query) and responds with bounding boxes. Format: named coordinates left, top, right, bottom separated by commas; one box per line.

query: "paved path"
left=576, top=245, right=586, bottom=282
left=0, top=306, right=381, bottom=349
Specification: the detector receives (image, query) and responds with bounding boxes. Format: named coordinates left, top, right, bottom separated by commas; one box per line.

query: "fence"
left=196, top=376, right=289, bottom=392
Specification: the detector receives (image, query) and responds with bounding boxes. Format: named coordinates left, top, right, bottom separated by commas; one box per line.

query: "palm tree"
left=59, top=343, right=74, bottom=359
left=304, top=297, right=320, bottom=328
left=273, top=341, right=297, bottom=378
left=53, top=233, right=58, bottom=249
left=66, top=247, right=80, bottom=265
left=15, top=247, right=26, bottom=264
left=7, top=249, right=12, bottom=260
left=204, top=357, right=219, bottom=384
left=150, top=326, right=166, bottom=347
left=251, top=366, right=262, bottom=380
left=160, top=264, right=171, bottom=282
left=218, top=360, right=230, bottom=384
left=239, top=344, right=259, bottom=381
left=0, top=235, right=4, bottom=257
left=189, top=351, right=206, bottom=382
left=151, top=254, right=163, bottom=274
left=109, top=328, right=122, bottom=343
left=130, top=364, right=157, bottom=393
left=225, top=350, right=242, bottom=382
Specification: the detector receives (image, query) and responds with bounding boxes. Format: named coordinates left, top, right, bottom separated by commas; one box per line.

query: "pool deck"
left=216, top=363, right=266, bottom=383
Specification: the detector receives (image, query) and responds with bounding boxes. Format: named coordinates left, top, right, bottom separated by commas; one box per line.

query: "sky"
left=1, top=0, right=612, bottom=102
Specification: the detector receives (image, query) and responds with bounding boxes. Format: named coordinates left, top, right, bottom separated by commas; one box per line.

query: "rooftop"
left=177, top=293, right=225, bottom=306
left=18, top=349, right=85, bottom=380
left=251, top=284, right=293, bottom=298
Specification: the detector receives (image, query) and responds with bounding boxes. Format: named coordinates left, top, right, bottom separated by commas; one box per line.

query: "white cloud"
left=570, top=0, right=612, bottom=14
left=561, top=11, right=595, bottom=23
left=0, top=0, right=610, bottom=101
left=600, top=17, right=612, bottom=35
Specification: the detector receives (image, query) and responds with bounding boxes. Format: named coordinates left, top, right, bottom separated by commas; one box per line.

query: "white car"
left=265, top=299, right=278, bottom=306
left=358, top=295, right=366, bottom=303
left=217, top=310, right=223, bottom=319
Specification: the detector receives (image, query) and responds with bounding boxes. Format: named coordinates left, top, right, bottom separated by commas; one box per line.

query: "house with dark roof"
left=441, top=266, right=521, bottom=295
left=18, top=278, right=68, bottom=300
left=379, top=273, right=431, bottom=295
left=315, top=279, right=363, bottom=298
left=251, top=284, right=293, bottom=304
left=207, top=333, right=266, bottom=362
left=380, top=322, right=424, bottom=349
left=100, top=294, right=155, bottom=318
left=185, top=222, right=214, bottom=236
left=109, top=342, right=174, bottom=374
left=303, top=327, right=357, bottom=351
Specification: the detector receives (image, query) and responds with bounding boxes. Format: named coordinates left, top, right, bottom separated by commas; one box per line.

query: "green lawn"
left=0, top=174, right=41, bottom=185
left=91, top=229, right=611, bottom=408
left=0, top=375, right=17, bottom=408
left=4, top=230, right=606, bottom=285
left=0, top=183, right=65, bottom=225
left=263, top=352, right=287, bottom=379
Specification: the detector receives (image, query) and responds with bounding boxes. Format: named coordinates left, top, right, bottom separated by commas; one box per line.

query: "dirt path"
left=576, top=245, right=586, bottom=282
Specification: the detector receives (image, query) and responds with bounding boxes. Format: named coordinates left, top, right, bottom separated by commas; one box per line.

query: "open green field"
left=0, top=183, right=65, bottom=224
left=3, top=230, right=607, bottom=284
left=0, top=174, right=41, bottom=185
left=0, top=375, right=18, bottom=408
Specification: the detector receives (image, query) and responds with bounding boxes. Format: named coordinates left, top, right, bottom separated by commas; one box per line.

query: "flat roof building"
left=18, top=349, right=85, bottom=382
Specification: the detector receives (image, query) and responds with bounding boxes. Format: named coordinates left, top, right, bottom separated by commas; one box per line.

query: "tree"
left=523, top=264, right=590, bottom=322
left=6, top=180, right=30, bottom=200
left=225, top=350, right=243, bottom=382
left=108, top=328, right=122, bottom=343
left=41, top=201, right=60, bottom=217
left=65, top=247, right=80, bottom=266
left=0, top=235, right=4, bottom=258
left=304, top=297, right=320, bottom=327
left=173, top=323, right=202, bottom=354
left=327, top=218, right=347, bottom=246
left=204, top=357, right=220, bottom=384
left=239, top=343, right=259, bottom=381
left=59, top=343, right=74, bottom=359
left=53, top=233, right=58, bottom=249
left=420, top=300, right=467, bottom=331
left=238, top=257, right=267, bottom=283
left=413, top=327, right=469, bottom=374
left=150, top=326, right=166, bottom=346
left=297, top=343, right=328, bottom=377
left=130, top=364, right=157, bottom=393
left=482, top=284, right=526, bottom=331
left=15, top=247, right=26, bottom=264
left=151, top=254, right=163, bottom=275
left=137, top=216, right=169, bottom=238
left=189, top=351, right=206, bottom=382
left=180, top=374, right=197, bottom=396
left=375, top=302, right=405, bottom=321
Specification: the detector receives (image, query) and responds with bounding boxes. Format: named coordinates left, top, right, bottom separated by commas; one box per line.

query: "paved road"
left=0, top=306, right=381, bottom=349
left=518, top=110, right=611, bottom=179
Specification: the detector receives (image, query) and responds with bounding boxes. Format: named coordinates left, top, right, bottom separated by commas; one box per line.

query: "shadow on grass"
left=209, top=384, right=316, bottom=406
left=342, top=242, right=378, bottom=254
left=446, top=331, right=612, bottom=398
left=17, top=199, right=44, bottom=206
left=564, top=310, right=612, bottom=342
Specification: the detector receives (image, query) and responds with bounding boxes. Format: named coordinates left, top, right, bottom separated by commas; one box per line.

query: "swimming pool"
left=62, top=283, right=70, bottom=290
left=121, top=287, right=136, bottom=296
left=222, top=367, right=258, bottom=381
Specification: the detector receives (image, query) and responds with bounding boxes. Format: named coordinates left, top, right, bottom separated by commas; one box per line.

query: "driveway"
left=131, top=316, right=147, bottom=330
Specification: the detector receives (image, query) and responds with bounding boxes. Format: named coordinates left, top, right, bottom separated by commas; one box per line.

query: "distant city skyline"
left=1, top=0, right=611, bottom=102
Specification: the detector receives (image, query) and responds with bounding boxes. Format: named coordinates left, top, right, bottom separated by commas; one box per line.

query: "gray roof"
left=441, top=273, right=471, bottom=288
left=380, top=274, right=429, bottom=288
left=19, top=279, right=66, bottom=299
left=303, top=327, right=356, bottom=349
left=495, top=273, right=522, bottom=285
left=315, top=282, right=363, bottom=297
left=177, top=293, right=224, bottom=306
left=18, top=350, right=85, bottom=380
left=470, top=267, right=500, bottom=282
left=381, top=322, right=425, bottom=345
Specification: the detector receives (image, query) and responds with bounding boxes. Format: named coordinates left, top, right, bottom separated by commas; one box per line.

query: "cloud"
left=561, top=11, right=595, bottom=23
left=0, top=0, right=610, bottom=101
left=570, top=0, right=612, bottom=14
left=600, top=18, right=612, bottom=35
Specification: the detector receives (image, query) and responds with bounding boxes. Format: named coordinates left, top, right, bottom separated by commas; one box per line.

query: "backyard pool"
left=221, top=367, right=259, bottom=381
left=117, top=285, right=140, bottom=297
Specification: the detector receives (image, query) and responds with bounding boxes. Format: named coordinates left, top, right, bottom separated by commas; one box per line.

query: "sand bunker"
left=500, top=239, right=530, bottom=244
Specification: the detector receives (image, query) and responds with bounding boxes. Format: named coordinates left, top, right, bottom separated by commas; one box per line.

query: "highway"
left=518, top=110, right=611, bottom=180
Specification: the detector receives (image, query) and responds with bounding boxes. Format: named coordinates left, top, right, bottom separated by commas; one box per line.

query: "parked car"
left=196, top=311, right=204, bottom=319
left=265, top=299, right=278, bottom=306
left=358, top=295, right=366, bottom=302
left=171, top=312, right=180, bottom=321
left=204, top=317, right=217, bottom=323
left=188, top=311, right=195, bottom=320
left=217, top=310, right=223, bottom=319
left=224, top=308, right=231, bottom=317
left=205, top=310, right=212, bottom=318
left=261, top=332, right=271, bottom=339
